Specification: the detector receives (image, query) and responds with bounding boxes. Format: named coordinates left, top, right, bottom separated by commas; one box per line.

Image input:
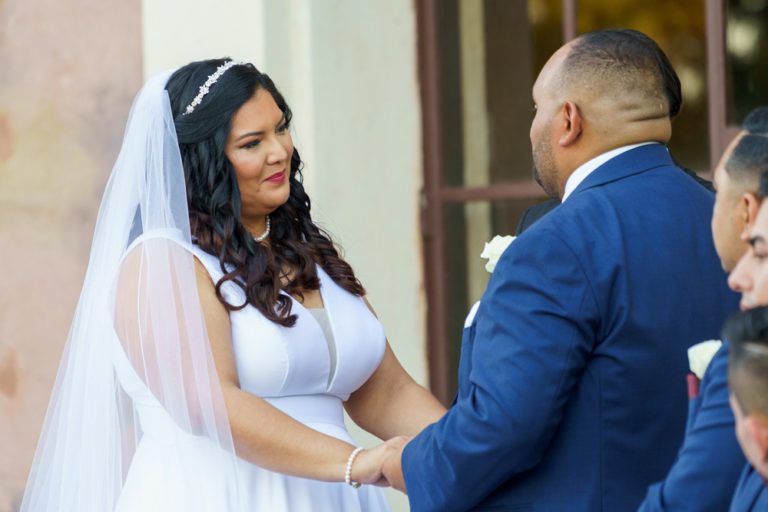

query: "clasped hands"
left=350, top=436, right=410, bottom=492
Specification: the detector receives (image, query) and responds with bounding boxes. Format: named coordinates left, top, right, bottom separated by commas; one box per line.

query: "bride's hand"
left=350, top=436, right=409, bottom=487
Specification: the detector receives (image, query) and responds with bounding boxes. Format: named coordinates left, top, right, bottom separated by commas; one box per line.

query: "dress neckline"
left=283, top=267, right=339, bottom=390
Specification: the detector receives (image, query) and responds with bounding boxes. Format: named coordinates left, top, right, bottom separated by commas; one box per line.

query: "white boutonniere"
left=687, top=339, right=723, bottom=380
left=480, top=235, right=516, bottom=273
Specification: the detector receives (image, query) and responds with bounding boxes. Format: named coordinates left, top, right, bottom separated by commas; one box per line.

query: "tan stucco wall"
left=0, top=1, right=142, bottom=510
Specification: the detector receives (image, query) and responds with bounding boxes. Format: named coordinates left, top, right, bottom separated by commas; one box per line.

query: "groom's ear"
left=558, top=101, right=582, bottom=147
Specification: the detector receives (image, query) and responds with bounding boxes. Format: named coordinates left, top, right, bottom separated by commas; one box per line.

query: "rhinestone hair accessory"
left=183, top=60, right=245, bottom=115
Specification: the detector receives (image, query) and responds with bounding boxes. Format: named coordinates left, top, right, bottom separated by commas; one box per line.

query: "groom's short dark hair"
left=562, top=29, right=682, bottom=119
left=723, top=306, right=768, bottom=416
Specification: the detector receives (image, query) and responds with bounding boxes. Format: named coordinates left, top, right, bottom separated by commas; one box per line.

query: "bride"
left=21, top=59, right=445, bottom=511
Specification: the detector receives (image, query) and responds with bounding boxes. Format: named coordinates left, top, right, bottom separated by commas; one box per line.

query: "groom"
left=382, top=29, right=737, bottom=511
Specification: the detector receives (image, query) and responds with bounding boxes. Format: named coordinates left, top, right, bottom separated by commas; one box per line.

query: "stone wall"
left=0, top=1, right=141, bottom=510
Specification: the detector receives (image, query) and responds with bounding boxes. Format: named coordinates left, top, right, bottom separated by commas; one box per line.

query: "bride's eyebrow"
left=234, top=114, right=287, bottom=142
left=235, top=130, right=264, bottom=141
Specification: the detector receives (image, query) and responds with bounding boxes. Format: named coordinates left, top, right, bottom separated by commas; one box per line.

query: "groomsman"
left=726, top=185, right=768, bottom=510
left=638, top=107, right=768, bottom=511
left=721, top=306, right=768, bottom=511
left=729, top=163, right=768, bottom=311
left=383, top=29, right=737, bottom=511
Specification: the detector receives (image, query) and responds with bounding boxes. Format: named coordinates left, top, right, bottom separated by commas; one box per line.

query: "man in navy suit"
left=382, top=29, right=737, bottom=511
left=638, top=108, right=768, bottom=511
left=725, top=174, right=768, bottom=510
left=515, top=113, right=768, bottom=511
left=720, top=306, right=768, bottom=511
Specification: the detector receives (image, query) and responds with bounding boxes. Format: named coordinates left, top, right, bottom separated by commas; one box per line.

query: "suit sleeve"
left=637, top=345, right=744, bottom=512
left=402, top=226, right=601, bottom=511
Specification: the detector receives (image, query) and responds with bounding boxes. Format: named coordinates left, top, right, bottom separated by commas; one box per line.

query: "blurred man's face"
left=729, top=393, right=768, bottom=479
left=730, top=395, right=756, bottom=466
left=711, top=134, right=747, bottom=272
left=729, top=202, right=768, bottom=310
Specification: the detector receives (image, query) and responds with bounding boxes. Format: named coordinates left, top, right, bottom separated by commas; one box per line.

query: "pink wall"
left=0, top=1, right=141, bottom=510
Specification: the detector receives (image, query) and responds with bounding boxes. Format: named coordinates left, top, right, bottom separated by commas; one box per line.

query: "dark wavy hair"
left=165, top=58, right=364, bottom=327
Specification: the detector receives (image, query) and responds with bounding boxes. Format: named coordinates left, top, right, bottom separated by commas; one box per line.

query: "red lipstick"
left=265, top=170, right=286, bottom=183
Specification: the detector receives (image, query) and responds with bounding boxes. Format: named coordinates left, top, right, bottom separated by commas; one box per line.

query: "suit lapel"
left=745, top=468, right=767, bottom=510
left=734, top=466, right=766, bottom=511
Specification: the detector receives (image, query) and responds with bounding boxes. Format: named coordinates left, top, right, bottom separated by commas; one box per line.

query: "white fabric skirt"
left=116, top=427, right=390, bottom=511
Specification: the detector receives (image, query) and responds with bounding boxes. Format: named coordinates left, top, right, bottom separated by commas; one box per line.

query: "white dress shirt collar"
left=561, top=142, right=659, bottom=202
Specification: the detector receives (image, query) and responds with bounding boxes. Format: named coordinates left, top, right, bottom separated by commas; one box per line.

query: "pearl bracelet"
left=345, top=446, right=364, bottom=488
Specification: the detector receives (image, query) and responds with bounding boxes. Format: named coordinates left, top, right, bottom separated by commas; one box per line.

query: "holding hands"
left=349, top=436, right=409, bottom=492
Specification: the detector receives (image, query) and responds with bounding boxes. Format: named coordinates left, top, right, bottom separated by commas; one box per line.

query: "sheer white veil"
left=21, top=69, right=242, bottom=510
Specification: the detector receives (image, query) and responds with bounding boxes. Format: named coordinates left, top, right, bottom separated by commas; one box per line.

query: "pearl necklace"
left=254, top=215, right=271, bottom=242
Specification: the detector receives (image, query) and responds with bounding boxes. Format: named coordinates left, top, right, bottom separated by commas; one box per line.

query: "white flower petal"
left=687, top=339, right=722, bottom=380
left=480, top=235, right=516, bottom=273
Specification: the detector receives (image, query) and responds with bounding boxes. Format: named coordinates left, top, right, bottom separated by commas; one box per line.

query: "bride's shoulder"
left=124, top=228, right=193, bottom=256
left=117, top=229, right=200, bottom=285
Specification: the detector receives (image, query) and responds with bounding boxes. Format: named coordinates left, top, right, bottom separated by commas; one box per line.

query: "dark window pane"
left=484, top=0, right=562, bottom=185
left=577, top=0, right=710, bottom=172
left=726, top=0, right=768, bottom=125
left=530, top=0, right=564, bottom=74
left=436, top=0, right=465, bottom=189
left=437, top=0, right=562, bottom=187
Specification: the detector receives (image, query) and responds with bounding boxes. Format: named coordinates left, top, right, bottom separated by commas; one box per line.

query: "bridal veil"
left=21, top=70, right=242, bottom=510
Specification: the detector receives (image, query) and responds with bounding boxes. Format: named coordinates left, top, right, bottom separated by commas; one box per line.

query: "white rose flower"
left=687, top=339, right=723, bottom=380
left=480, top=235, right=516, bottom=273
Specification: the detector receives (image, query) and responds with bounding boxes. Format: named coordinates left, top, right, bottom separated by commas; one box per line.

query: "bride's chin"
left=243, top=191, right=291, bottom=215
left=267, top=188, right=291, bottom=211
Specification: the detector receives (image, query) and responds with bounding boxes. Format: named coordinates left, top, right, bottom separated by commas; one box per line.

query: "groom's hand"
left=382, top=437, right=409, bottom=493
left=352, top=436, right=409, bottom=487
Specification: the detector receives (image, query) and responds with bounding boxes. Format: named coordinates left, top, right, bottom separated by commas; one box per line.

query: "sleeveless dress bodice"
left=112, top=234, right=390, bottom=511
left=190, top=242, right=386, bottom=442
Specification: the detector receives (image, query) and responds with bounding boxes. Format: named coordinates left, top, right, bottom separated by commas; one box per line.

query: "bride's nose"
left=266, top=139, right=288, bottom=166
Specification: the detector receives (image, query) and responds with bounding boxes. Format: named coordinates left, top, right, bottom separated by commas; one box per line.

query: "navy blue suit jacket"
left=638, top=343, right=745, bottom=511
left=729, top=464, right=768, bottom=511
left=402, top=145, right=738, bottom=511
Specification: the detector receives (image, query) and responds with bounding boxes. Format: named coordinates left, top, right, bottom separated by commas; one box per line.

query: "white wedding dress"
left=112, top=235, right=391, bottom=511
